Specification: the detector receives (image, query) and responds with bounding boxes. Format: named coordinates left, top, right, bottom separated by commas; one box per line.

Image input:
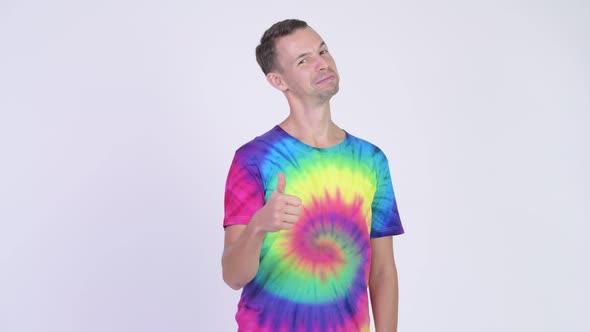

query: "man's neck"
left=279, top=100, right=345, bottom=148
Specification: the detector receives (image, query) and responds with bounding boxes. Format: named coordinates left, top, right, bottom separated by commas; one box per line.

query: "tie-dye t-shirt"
left=223, top=125, right=404, bottom=332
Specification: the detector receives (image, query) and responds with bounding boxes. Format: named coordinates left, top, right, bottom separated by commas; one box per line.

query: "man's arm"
left=222, top=224, right=266, bottom=290
left=369, top=236, right=399, bottom=332
left=222, top=173, right=301, bottom=290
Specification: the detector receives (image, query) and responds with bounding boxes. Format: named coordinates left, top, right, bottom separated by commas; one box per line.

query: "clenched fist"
left=251, top=173, right=302, bottom=232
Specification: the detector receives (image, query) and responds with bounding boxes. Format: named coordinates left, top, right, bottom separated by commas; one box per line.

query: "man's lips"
left=316, top=75, right=335, bottom=84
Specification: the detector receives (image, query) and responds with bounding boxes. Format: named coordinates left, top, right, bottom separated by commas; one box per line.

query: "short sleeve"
left=223, top=151, right=265, bottom=228
left=370, top=151, right=404, bottom=238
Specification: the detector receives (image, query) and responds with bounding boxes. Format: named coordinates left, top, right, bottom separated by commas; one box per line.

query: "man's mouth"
left=316, top=75, right=335, bottom=84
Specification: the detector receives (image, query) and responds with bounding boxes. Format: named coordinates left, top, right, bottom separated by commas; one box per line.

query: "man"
left=222, top=19, right=404, bottom=332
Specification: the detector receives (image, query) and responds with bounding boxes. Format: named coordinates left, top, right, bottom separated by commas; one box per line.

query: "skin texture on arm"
left=369, top=236, right=399, bottom=332
left=222, top=224, right=266, bottom=290
left=222, top=173, right=302, bottom=290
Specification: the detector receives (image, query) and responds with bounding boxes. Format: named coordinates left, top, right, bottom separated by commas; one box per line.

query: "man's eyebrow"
left=294, top=41, right=327, bottom=63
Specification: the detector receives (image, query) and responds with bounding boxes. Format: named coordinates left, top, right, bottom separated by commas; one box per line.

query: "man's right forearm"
left=222, top=223, right=266, bottom=290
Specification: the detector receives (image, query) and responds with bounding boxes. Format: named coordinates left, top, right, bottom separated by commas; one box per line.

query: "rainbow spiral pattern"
left=224, top=126, right=403, bottom=332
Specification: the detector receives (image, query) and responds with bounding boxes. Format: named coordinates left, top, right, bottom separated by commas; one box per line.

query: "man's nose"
left=315, top=55, right=328, bottom=71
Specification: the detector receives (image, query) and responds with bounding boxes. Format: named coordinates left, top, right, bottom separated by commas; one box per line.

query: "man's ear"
left=266, top=72, right=289, bottom=92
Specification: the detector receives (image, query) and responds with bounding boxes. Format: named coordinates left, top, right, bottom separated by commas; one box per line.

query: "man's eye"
left=320, top=50, right=329, bottom=55
left=298, top=58, right=308, bottom=65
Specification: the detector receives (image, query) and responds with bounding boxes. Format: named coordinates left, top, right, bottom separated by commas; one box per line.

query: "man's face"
left=272, top=28, right=340, bottom=102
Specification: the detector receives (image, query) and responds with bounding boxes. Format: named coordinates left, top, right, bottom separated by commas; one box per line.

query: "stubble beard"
left=317, top=81, right=340, bottom=102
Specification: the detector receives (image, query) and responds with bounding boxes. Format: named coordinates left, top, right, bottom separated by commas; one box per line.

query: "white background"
left=1, top=0, right=588, bottom=331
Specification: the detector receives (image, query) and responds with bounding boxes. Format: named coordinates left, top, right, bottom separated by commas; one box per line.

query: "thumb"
left=275, top=172, right=286, bottom=194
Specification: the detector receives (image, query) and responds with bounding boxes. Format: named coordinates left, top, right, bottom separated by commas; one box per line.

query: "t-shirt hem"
left=223, top=216, right=252, bottom=228
left=371, top=225, right=405, bottom=238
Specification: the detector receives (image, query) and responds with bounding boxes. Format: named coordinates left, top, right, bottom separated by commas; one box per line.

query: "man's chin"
left=320, top=85, right=339, bottom=100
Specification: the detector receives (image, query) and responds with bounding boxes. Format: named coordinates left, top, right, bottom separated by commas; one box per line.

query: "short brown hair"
left=255, top=19, right=309, bottom=75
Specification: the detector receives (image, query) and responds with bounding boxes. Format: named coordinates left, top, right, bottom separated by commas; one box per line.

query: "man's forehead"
left=276, top=28, right=325, bottom=57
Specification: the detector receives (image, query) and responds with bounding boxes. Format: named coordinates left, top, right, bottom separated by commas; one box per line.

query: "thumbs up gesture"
left=251, top=173, right=302, bottom=232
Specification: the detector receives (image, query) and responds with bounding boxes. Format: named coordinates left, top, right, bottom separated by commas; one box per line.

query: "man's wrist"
left=246, top=215, right=267, bottom=239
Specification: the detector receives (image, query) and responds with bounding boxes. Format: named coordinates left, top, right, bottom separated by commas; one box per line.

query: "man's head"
left=255, top=19, right=309, bottom=75
left=256, top=19, right=340, bottom=104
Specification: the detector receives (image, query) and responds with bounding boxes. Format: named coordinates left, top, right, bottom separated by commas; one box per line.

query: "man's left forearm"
left=369, top=263, right=398, bottom=331
left=369, top=236, right=399, bottom=332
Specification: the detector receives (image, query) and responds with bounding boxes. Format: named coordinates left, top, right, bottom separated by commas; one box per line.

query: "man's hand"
left=251, top=172, right=302, bottom=232
left=222, top=173, right=302, bottom=289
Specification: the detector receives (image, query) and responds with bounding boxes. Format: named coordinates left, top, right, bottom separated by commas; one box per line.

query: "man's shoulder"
left=234, top=126, right=281, bottom=156
left=345, top=131, right=387, bottom=157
